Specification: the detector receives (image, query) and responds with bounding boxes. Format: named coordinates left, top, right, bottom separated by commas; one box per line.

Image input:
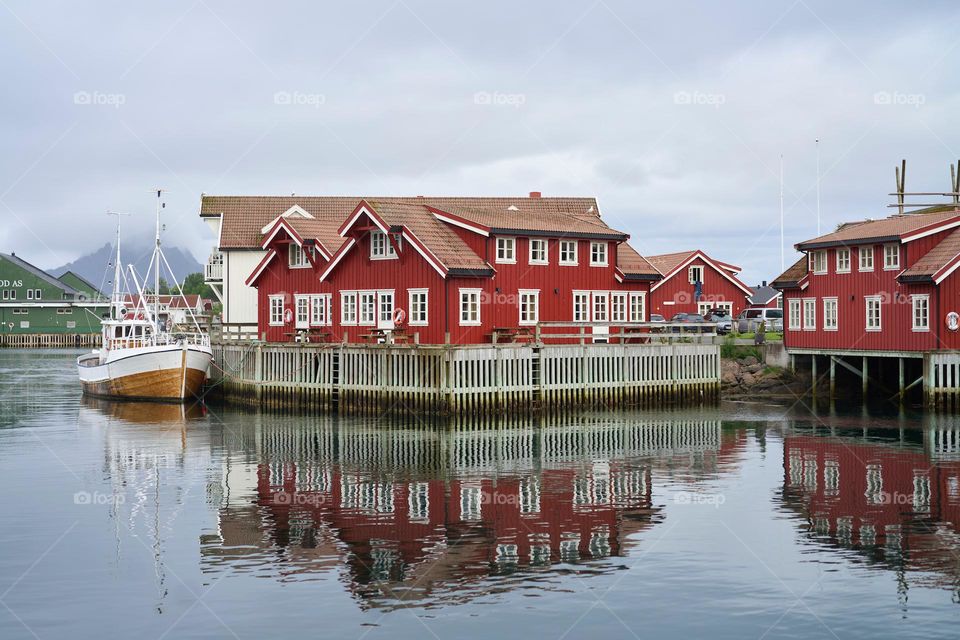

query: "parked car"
left=737, top=308, right=783, bottom=333
left=649, top=314, right=666, bottom=323
left=707, top=312, right=733, bottom=335
left=669, top=312, right=713, bottom=333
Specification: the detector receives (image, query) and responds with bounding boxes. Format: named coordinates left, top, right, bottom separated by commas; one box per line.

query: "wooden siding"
left=649, top=256, right=749, bottom=318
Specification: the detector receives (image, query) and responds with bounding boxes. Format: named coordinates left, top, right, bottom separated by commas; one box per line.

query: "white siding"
left=223, top=251, right=266, bottom=324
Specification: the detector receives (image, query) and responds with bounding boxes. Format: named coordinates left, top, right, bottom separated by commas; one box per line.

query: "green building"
left=0, top=252, right=110, bottom=346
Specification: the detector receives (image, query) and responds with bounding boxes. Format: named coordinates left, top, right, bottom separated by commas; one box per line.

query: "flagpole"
left=780, top=154, right=785, bottom=272
left=815, top=138, right=821, bottom=236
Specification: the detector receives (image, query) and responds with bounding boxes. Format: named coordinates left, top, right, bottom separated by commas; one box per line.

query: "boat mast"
left=154, top=190, right=163, bottom=331
left=107, top=211, right=129, bottom=321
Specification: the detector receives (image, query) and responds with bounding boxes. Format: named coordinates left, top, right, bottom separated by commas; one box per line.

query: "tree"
left=180, top=272, right=213, bottom=298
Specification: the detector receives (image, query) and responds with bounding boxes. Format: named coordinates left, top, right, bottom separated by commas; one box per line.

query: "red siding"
left=649, top=256, right=750, bottom=318
left=253, top=222, right=652, bottom=345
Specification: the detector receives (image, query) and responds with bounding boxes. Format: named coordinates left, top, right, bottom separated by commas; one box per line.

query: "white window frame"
left=340, top=291, right=358, bottom=325
left=590, top=241, right=608, bottom=267
left=377, top=290, right=395, bottom=329
left=859, top=246, right=874, bottom=272
left=592, top=291, right=609, bottom=322
left=33, top=289, right=40, bottom=300
left=529, top=238, right=548, bottom=265
left=288, top=243, right=311, bottom=269
left=802, top=298, right=816, bottom=331
left=269, top=295, right=285, bottom=326
left=573, top=291, right=590, bottom=322
left=559, top=240, right=578, bottom=266
left=912, top=294, right=929, bottom=332
left=495, top=237, right=516, bottom=264
left=823, top=297, right=838, bottom=331
left=836, top=248, right=851, bottom=273
left=310, top=294, right=331, bottom=326
left=408, top=289, right=429, bottom=326
left=459, top=288, right=481, bottom=326
left=688, top=265, right=704, bottom=284
left=370, top=230, right=398, bottom=260
left=26, top=289, right=33, bottom=300
left=610, top=292, right=628, bottom=323
left=628, top=292, right=646, bottom=322
left=811, top=251, right=827, bottom=275
left=884, top=243, right=900, bottom=270
left=518, top=289, right=540, bottom=326
left=865, top=296, right=882, bottom=332
left=359, top=291, right=377, bottom=326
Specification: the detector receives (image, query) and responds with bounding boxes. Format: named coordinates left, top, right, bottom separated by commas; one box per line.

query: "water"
left=2, top=349, right=960, bottom=639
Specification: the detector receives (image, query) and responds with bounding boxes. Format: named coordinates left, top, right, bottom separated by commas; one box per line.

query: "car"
left=737, top=307, right=783, bottom=333
left=708, top=312, right=733, bottom=335
left=649, top=314, right=666, bottom=323
left=669, top=312, right=713, bottom=333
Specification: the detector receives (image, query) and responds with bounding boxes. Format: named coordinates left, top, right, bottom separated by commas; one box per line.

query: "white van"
left=737, top=308, right=783, bottom=333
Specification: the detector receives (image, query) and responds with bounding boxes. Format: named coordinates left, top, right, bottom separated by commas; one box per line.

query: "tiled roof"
left=0, top=252, right=78, bottom=295
left=645, top=250, right=696, bottom=276
left=201, top=195, right=623, bottom=249
left=796, top=209, right=960, bottom=249
left=771, top=257, right=807, bottom=289
left=616, top=242, right=660, bottom=278
left=900, top=227, right=960, bottom=281
left=282, top=216, right=348, bottom=258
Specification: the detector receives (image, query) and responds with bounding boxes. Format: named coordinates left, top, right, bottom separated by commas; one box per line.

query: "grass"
left=732, top=330, right=783, bottom=342
left=720, top=335, right=763, bottom=360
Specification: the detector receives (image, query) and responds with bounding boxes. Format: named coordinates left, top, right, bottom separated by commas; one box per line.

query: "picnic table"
left=492, top=327, right=535, bottom=343
left=285, top=328, right=335, bottom=343
left=359, top=328, right=414, bottom=344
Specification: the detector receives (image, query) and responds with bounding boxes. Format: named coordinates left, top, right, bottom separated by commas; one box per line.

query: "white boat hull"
left=77, top=343, right=212, bottom=402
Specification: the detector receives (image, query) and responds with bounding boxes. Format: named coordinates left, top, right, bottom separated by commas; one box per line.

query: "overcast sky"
left=2, top=0, right=958, bottom=284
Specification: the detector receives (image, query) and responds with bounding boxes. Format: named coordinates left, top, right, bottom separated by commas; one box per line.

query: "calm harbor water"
left=2, top=349, right=960, bottom=639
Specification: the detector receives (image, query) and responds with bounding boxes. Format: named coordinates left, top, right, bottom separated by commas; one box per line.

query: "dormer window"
left=590, top=241, right=608, bottom=266
left=810, top=251, right=827, bottom=274
left=884, top=244, right=900, bottom=270
left=496, top=237, right=516, bottom=264
left=288, top=243, right=311, bottom=268
left=688, top=265, right=704, bottom=284
left=370, top=230, right=398, bottom=260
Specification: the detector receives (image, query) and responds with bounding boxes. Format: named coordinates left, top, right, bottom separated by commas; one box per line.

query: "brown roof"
left=771, top=257, right=808, bottom=289
left=900, top=227, right=960, bottom=281
left=282, top=215, right=348, bottom=258
left=201, top=195, right=624, bottom=250
left=616, top=242, right=660, bottom=278
left=796, top=210, right=960, bottom=250
left=645, top=250, right=696, bottom=276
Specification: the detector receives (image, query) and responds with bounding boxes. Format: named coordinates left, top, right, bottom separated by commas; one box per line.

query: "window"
left=610, top=292, right=627, bottom=323
left=310, top=294, right=331, bottom=326
left=560, top=240, right=578, bottom=265
left=823, top=298, right=838, bottom=331
left=269, top=295, right=284, bottom=326
left=459, top=289, right=481, bottom=325
left=884, top=244, right=900, bottom=270
left=629, top=292, right=646, bottom=322
left=859, top=246, right=874, bottom=272
left=592, top=292, right=608, bottom=322
left=408, top=289, right=428, bottom=325
left=803, top=298, right=816, bottom=331
left=811, top=251, right=827, bottom=274
left=518, top=290, right=539, bottom=325
left=359, top=292, right=376, bottom=326
left=56, top=307, right=73, bottom=315
left=590, top=242, right=608, bottom=266
left=378, top=291, right=394, bottom=325
left=573, top=291, right=590, bottom=322
left=496, top=237, right=516, bottom=264
left=836, top=248, right=851, bottom=273
left=295, top=295, right=310, bottom=328
left=529, top=238, right=548, bottom=265
left=26, top=289, right=33, bottom=300
left=688, top=265, right=704, bottom=284
left=865, top=296, right=882, bottom=332
left=912, top=295, right=929, bottom=332
left=370, top=230, right=397, bottom=259
left=33, top=289, right=40, bottom=300
left=341, top=292, right=358, bottom=325
left=288, top=243, right=310, bottom=268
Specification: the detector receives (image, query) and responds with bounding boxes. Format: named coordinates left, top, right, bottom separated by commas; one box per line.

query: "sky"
left=2, top=0, right=959, bottom=285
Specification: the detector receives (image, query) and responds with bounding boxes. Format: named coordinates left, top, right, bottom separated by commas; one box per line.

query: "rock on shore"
left=721, top=356, right=810, bottom=399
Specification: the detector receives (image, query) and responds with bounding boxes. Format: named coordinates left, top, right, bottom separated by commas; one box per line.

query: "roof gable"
left=0, top=252, right=78, bottom=294
left=795, top=209, right=960, bottom=250
left=648, top=250, right=753, bottom=296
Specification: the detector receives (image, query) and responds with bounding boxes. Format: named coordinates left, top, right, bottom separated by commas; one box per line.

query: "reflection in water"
left=779, top=419, right=960, bottom=602
left=198, top=413, right=734, bottom=609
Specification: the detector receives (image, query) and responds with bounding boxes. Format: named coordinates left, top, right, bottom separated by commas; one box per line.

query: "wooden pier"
left=208, top=341, right=721, bottom=415
left=0, top=333, right=99, bottom=348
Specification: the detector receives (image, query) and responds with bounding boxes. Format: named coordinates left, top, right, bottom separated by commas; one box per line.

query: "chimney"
left=762, top=280, right=767, bottom=287
left=529, top=191, right=541, bottom=199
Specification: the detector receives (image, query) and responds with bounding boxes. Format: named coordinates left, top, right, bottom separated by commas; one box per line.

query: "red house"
left=646, top=250, right=753, bottom=318
left=207, top=194, right=662, bottom=344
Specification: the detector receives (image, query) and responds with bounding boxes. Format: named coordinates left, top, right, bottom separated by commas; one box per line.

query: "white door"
left=295, top=296, right=310, bottom=329
left=377, top=291, right=395, bottom=330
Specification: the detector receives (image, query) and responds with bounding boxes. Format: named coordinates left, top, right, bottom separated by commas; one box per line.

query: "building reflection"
left=780, top=419, right=960, bottom=598
left=201, top=412, right=741, bottom=609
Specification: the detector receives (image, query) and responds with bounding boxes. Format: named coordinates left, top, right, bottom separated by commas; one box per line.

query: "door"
left=377, top=291, right=395, bottom=330
left=295, top=295, right=310, bottom=330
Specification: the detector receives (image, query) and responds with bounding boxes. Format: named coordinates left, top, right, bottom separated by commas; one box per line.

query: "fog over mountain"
left=52, top=237, right=202, bottom=290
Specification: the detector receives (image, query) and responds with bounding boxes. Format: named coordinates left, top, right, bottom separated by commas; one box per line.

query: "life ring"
left=393, top=307, right=406, bottom=326
left=947, top=311, right=959, bottom=332
left=284, top=308, right=293, bottom=324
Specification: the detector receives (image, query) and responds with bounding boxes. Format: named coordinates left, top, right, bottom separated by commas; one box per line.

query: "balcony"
left=204, top=251, right=223, bottom=282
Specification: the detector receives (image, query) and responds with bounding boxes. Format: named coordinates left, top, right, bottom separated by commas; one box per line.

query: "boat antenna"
left=154, top=189, right=165, bottom=331
left=106, top=211, right=130, bottom=320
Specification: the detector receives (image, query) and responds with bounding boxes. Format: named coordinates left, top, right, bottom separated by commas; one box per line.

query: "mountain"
left=52, top=239, right=203, bottom=288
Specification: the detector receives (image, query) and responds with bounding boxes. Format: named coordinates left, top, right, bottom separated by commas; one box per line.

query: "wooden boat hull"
left=77, top=344, right=211, bottom=403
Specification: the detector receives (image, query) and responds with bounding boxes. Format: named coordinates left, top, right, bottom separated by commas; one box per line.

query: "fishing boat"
left=77, top=191, right=212, bottom=402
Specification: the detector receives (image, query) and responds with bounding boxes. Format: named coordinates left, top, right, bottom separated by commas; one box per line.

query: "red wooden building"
left=773, top=208, right=960, bottom=399
left=646, top=250, right=753, bottom=318
left=205, top=194, right=663, bottom=344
